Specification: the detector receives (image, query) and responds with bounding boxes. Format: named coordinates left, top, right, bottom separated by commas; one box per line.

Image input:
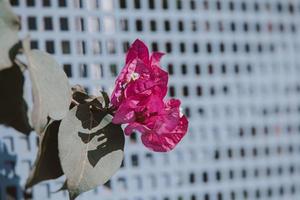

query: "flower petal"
left=150, top=52, right=165, bottom=67
left=111, top=59, right=138, bottom=107
left=124, top=60, right=168, bottom=99
left=124, top=122, right=150, bottom=136
left=125, top=39, right=149, bottom=65
left=141, top=116, right=188, bottom=152
left=112, top=98, right=139, bottom=124
left=151, top=98, right=181, bottom=133
left=141, top=95, right=164, bottom=114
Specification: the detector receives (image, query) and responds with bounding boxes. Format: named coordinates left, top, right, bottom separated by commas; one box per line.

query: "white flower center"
left=131, top=72, right=140, bottom=81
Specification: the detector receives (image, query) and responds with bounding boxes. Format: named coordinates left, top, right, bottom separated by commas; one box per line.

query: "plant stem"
left=71, top=99, right=80, bottom=105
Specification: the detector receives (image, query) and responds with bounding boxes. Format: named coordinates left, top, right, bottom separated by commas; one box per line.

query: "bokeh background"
left=1, top=0, right=300, bottom=199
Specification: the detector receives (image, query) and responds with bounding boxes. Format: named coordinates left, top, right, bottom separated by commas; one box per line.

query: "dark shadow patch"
left=78, top=123, right=124, bottom=167
left=26, top=121, right=63, bottom=189
left=0, top=64, right=32, bottom=134
left=75, top=99, right=106, bottom=130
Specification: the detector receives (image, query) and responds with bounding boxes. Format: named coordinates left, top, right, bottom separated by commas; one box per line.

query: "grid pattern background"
left=1, top=0, right=300, bottom=199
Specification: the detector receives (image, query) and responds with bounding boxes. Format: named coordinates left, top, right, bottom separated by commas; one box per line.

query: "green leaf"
left=58, top=99, right=124, bottom=200
left=0, top=0, right=20, bottom=70
left=22, top=38, right=72, bottom=134
left=0, top=64, right=32, bottom=134
left=0, top=0, right=20, bottom=30
left=26, top=120, right=63, bottom=188
left=71, top=85, right=92, bottom=109
left=0, top=19, right=18, bottom=70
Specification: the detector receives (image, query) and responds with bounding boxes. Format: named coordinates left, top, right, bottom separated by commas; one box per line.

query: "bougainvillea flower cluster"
left=111, top=39, right=189, bottom=152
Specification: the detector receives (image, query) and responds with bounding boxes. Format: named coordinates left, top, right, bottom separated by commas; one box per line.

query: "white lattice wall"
left=1, top=0, right=300, bottom=199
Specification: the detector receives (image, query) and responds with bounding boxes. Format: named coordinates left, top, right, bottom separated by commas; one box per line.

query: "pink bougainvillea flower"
left=111, top=39, right=188, bottom=152
left=111, top=39, right=168, bottom=108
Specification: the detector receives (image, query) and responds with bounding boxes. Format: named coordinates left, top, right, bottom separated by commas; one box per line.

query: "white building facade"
left=1, top=0, right=300, bottom=199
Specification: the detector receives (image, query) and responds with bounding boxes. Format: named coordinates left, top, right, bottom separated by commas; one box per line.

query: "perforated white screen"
left=1, top=0, right=300, bottom=199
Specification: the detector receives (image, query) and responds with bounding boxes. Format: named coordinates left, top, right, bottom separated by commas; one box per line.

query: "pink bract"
left=141, top=116, right=188, bottom=152
left=123, top=98, right=188, bottom=152
left=111, top=39, right=188, bottom=152
left=111, top=39, right=167, bottom=108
